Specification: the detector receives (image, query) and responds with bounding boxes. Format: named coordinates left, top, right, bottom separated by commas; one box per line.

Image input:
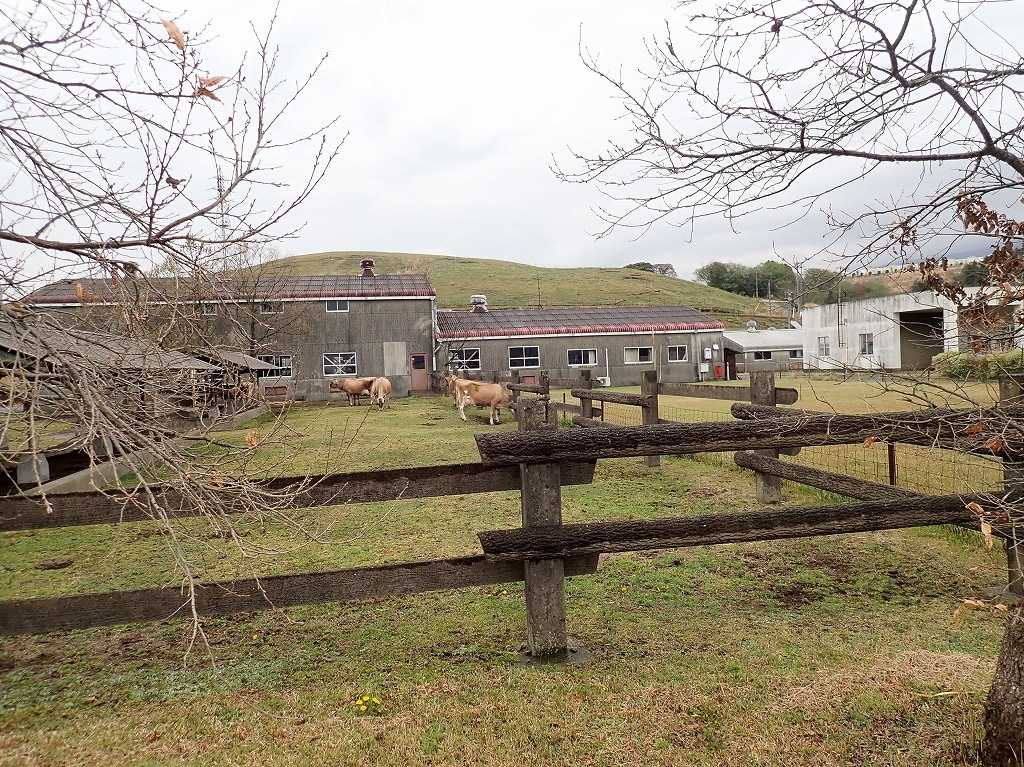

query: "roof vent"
left=471, top=294, right=488, bottom=312
left=359, top=259, right=376, bottom=278
left=746, top=320, right=758, bottom=332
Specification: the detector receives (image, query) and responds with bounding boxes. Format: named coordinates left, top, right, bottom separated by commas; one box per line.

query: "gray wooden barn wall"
left=439, top=330, right=725, bottom=386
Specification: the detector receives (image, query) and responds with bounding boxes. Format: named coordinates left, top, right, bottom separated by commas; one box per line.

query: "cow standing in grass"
left=454, top=380, right=510, bottom=425
left=331, top=376, right=376, bottom=405
left=369, top=377, right=392, bottom=410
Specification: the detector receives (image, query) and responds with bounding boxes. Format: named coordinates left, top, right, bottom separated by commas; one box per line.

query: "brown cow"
left=331, top=376, right=376, bottom=405
left=369, top=376, right=392, bottom=410
left=0, top=374, right=31, bottom=411
left=455, top=380, right=510, bottom=425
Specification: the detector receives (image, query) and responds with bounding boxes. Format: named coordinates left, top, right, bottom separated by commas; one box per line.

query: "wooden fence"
left=1, top=373, right=1021, bottom=661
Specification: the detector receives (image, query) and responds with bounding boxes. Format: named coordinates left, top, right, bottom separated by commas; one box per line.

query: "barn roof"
left=436, top=305, right=723, bottom=340
left=203, top=349, right=276, bottom=370
left=0, top=321, right=218, bottom=372
left=22, top=273, right=436, bottom=305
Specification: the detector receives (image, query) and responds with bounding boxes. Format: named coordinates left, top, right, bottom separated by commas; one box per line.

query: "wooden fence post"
left=579, top=370, right=593, bottom=419
left=641, top=370, right=661, bottom=468
left=518, top=397, right=569, bottom=658
left=999, top=378, right=1024, bottom=599
left=750, top=371, right=782, bottom=503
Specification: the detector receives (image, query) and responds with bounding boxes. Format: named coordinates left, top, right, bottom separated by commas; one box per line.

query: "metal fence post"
left=518, top=397, right=569, bottom=658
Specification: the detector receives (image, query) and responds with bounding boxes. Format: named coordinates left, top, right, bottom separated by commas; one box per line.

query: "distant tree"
left=961, top=260, right=991, bottom=287
left=694, top=261, right=730, bottom=288
left=652, top=263, right=678, bottom=277
left=754, top=260, right=796, bottom=298
left=624, top=262, right=656, bottom=272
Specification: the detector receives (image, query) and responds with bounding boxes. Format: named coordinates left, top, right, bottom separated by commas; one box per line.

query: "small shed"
left=722, top=324, right=805, bottom=378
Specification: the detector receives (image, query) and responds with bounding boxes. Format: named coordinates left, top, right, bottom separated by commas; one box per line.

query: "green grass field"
left=270, top=250, right=776, bottom=327
left=0, top=384, right=1013, bottom=766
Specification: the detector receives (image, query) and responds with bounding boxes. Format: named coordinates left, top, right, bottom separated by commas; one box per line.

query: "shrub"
left=931, top=349, right=1024, bottom=379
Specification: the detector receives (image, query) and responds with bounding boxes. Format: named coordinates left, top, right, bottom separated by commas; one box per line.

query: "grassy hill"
left=273, top=250, right=780, bottom=328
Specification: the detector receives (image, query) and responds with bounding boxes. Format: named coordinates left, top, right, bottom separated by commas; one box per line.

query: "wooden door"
left=410, top=353, right=429, bottom=391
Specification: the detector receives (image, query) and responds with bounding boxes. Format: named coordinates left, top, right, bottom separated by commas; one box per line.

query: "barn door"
left=409, top=353, right=429, bottom=391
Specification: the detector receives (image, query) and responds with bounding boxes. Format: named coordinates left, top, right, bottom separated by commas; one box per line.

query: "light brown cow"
left=455, top=380, right=510, bottom=425
left=0, top=374, right=31, bottom=411
left=369, top=376, right=392, bottom=410
left=331, top=376, right=376, bottom=405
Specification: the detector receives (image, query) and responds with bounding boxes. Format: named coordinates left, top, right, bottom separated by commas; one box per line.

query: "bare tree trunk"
left=982, top=608, right=1024, bottom=766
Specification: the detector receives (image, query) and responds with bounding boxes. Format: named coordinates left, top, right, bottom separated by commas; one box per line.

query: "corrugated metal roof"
left=205, top=349, right=276, bottom=370
left=0, top=321, right=219, bottom=371
left=437, top=306, right=724, bottom=340
left=22, top=273, right=436, bottom=304
left=723, top=328, right=804, bottom=352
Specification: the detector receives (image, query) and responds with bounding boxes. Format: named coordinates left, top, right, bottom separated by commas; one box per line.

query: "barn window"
left=509, top=346, right=540, bottom=368
left=789, top=349, right=803, bottom=359
left=818, top=336, right=831, bottom=357
left=323, top=352, right=357, bottom=377
left=448, top=348, right=481, bottom=370
left=667, top=345, right=688, bottom=362
left=859, top=333, right=874, bottom=355
left=623, top=347, right=653, bottom=364
left=256, top=354, right=292, bottom=378
left=567, top=348, right=597, bottom=366
left=325, top=299, right=349, bottom=313
left=753, top=350, right=772, bottom=361
left=198, top=302, right=218, bottom=316
left=260, top=301, right=284, bottom=315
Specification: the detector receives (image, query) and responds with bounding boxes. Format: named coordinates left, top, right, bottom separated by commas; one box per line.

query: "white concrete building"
left=801, top=291, right=961, bottom=371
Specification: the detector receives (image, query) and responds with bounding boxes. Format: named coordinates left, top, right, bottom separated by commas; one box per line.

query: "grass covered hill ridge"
left=273, top=251, right=772, bottom=327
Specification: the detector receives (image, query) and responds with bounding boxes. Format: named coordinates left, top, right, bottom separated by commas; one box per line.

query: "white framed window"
left=859, top=333, right=874, bottom=355
left=198, top=302, right=218, bottom=316
left=667, top=345, right=688, bottom=362
left=326, top=299, right=349, bottom=313
left=260, top=301, right=284, bottom=315
left=323, top=352, right=357, bottom=377
left=567, top=348, right=597, bottom=366
left=788, top=349, right=803, bottom=359
left=448, top=348, right=481, bottom=370
left=257, top=354, right=292, bottom=378
left=753, top=350, right=772, bottom=361
left=624, top=347, right=653, bottom=364
left=509, top=346, right=540, bottom=368
left=817, top=336, right=831, bottom=357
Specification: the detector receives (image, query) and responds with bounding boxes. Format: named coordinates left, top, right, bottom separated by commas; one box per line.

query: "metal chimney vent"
left=360, top=259, right=376, bottom=278
left=470, top=294, right=488, bottom=312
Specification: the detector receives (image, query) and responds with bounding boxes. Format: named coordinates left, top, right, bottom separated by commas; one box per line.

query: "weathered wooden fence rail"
left=2, top=374, right=1020, bottom=652
left=0, top=461, right=598, bottom=531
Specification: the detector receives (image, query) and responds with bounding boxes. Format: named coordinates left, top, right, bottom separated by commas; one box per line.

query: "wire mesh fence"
left=555, top=387, right=1004, bottom=495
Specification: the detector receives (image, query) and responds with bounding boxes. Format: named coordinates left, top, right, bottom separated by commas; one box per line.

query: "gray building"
left=22, top=260, right=437, bottom=401
left=435, top=299, right=726, bottom=386
left=722, top=324, right=805, bottom=378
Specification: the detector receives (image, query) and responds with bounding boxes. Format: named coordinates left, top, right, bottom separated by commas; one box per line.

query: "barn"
left=22, top=259, right=437, bottom=401
left=435, top=297, right=726, bottom=386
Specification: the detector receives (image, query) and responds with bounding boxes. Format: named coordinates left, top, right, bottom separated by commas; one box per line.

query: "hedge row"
left=930, top=349, right=1024, bottom=379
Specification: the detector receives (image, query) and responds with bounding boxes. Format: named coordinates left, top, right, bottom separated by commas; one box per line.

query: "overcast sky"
left=178, top=1, right=1003, bottom=280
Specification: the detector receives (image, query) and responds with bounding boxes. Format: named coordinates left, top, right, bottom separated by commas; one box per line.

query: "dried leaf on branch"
left=160, top=19, right=185, bottom=51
